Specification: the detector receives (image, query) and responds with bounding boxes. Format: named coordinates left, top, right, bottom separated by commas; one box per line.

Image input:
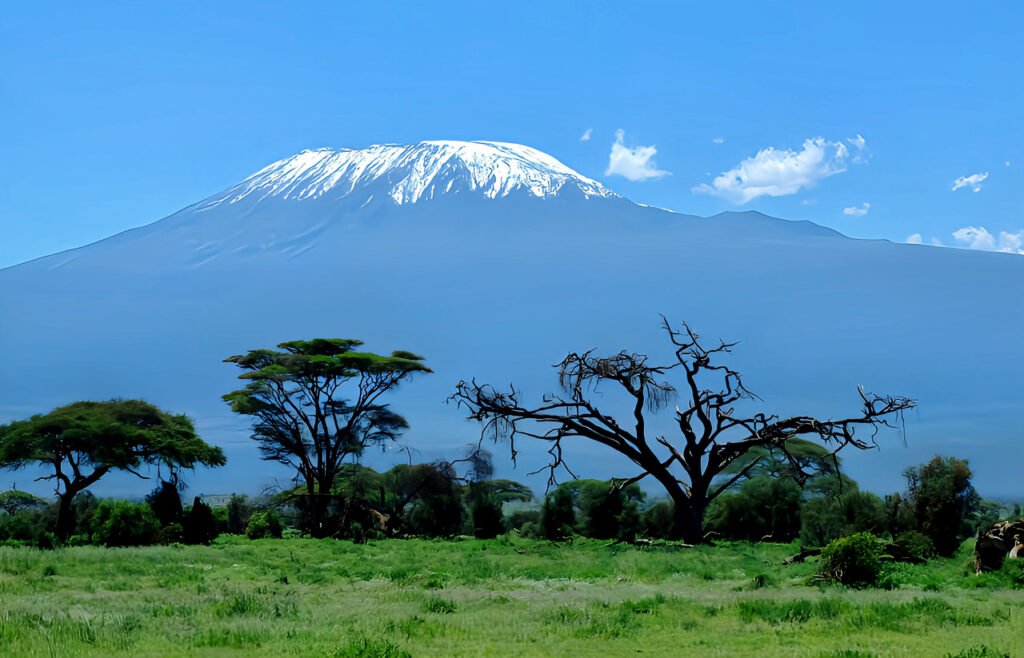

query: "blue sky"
left=1, top=2, right=1021, bottom=268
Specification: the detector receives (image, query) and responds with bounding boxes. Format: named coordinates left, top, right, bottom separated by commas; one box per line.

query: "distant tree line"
left=0, top=323, right=1017, bottom=560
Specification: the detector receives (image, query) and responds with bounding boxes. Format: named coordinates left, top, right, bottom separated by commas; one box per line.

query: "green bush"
left=819, top=532, right=883, bottom=587
left=800, top=489, right=887, bottom=547
left=996, top=557, right=1024, bottom=589
left=333, top=636, right=411, bottom=658
left=506, top=509, right=540, bottom=534
left=641, top=500, right=675, bottom=539
left=945, top=647, right=1011, bottom=658
left=0, top=506, right=58, bottom=548
left=245, top=510, right=284, bottom=539
left=894, top=530, right=936, bottom=561
left=89, top=500, right=161, bottom=547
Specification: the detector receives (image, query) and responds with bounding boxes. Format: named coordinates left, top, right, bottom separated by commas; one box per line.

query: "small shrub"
left=819, top=532, right=883, bottom=587
left=245, top=510, right=284, bottom=539
left=945, top=647, right=1010, bottom=658
left=421, top=596, right=456, bottom=614
left=996, top=558, right=1024, bottom=588
left=894, top=530, right=936, bottom=561
left=334, top=636, right=411, bottom=658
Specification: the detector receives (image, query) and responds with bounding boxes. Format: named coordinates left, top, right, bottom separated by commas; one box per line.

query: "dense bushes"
left=245, top=510, right=284, bottom=539
left=89, top=500, right=161, bottom=547
left=819, top=532, right=884, bottom=587
left=800, top=489, right=887, bottom=546
left=0, top=451, right=1011, bottom=561
left=706, top=477, right=802, bottom=542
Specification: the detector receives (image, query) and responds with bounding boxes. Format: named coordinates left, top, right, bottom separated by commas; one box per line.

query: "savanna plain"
left=1, top=536, right=1021, bottom=658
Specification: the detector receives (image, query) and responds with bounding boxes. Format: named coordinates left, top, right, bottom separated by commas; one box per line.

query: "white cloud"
left=605, top=129, right=670, bottom=182
left=905, top=233, right=923, bottom=244
left=951, top=172, right=988, bottom=192
left=952, top=226, right=1024, bottom=254
left=847, top=134, right=867, bottom=150
left=580, top=128, right=592, bottom=142
left=843, top=202, right=870, bottom=217
left=693, top=136, right=863, bottom=204
left=712, top=137, right=725, bottom=145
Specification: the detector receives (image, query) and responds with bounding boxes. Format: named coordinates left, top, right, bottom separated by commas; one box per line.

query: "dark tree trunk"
left=305, top=475, right=337, bottom=539
left=56, top=492, right=76, bottom=543
left=674, top=497, right=707, bottom=544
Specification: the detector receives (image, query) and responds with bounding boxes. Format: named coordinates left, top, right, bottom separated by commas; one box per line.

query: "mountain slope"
left=1, top=142, right=1021, bottom=498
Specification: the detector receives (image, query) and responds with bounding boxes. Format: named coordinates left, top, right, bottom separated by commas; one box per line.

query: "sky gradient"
left=1, top=2, right=1022, bottom=268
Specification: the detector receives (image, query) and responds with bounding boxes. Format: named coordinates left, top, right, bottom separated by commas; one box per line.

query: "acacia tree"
left=452, top=319, right=915, bottom=544
left=223, top=338, right=430, bottom=537
left=0, top=400, right=226, bottom=541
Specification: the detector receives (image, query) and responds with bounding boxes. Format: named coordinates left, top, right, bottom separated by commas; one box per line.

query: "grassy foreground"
left=0, top=536, right=1020, bottom=657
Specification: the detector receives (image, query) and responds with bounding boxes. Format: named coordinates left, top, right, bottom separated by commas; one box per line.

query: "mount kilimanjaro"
left=1, top=140, right=1021, bottom=497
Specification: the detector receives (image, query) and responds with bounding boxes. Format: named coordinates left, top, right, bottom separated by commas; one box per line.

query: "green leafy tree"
left=705, top=475, right=803, bottom=542
left=465, top=479, right=533, bottom=538
left=902, top=456, right=981, bottom=556
left=226, top=494, right=254, bottom=534
left=224, top=339, right=429, bottom=537
left=799, top=488, right=887, bottom=547
left=146, top=480, right=184, bottom=527
left=0, top=490, right=47, bottom=515
left=540, top=486, right=576, bottom=539
left=0, top=400, right=225, bottom=542
left=403, top=462, right=464, bottom=537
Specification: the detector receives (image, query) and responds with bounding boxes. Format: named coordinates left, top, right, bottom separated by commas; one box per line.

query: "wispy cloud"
left=906, top=233, right=923, bottom=245
left=693, top=135, right=866, bottom=204
left=951, top=226, right=1023, bottom=254
left=843, top=202, right=870, bottom=217
left=951, top=172, right=988, bottom=192
left=605, top=129, right=670, bottom=182
left=580, top=128, right=592, bottom=142
left=712, top=137, right=725, bottom=145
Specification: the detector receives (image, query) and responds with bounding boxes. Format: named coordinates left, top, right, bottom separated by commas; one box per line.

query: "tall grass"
left=0, top=536, right=1019, bottom=656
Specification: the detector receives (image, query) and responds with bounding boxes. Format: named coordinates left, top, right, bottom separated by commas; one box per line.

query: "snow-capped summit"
left=199, top=140, right=617, bottom=209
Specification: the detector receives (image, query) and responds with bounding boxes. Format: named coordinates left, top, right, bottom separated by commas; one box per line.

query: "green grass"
left=0, top=536, right=1020, bottom=657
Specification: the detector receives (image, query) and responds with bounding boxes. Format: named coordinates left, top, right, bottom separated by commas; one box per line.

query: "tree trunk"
left=56, top=492, right=76, bottom=543
left=674, top=497, right=707, bottom=544
left=302, top=478, right=322, bottom=537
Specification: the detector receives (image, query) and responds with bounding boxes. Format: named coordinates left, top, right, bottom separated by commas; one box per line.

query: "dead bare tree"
left=451, top=317, right=915, bottom=544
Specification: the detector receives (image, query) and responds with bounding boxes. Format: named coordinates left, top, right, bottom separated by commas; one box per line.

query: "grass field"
left=0, top=536, right=1021, bottom=657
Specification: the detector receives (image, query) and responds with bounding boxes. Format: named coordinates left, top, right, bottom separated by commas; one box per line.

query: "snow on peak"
left=201, top=140, right=618, bottom=208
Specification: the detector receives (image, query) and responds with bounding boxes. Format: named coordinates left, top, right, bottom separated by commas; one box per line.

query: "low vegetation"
left=0, top=537, right=1020, bottom=657
left=0, top=324, right=1020, bottom=656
